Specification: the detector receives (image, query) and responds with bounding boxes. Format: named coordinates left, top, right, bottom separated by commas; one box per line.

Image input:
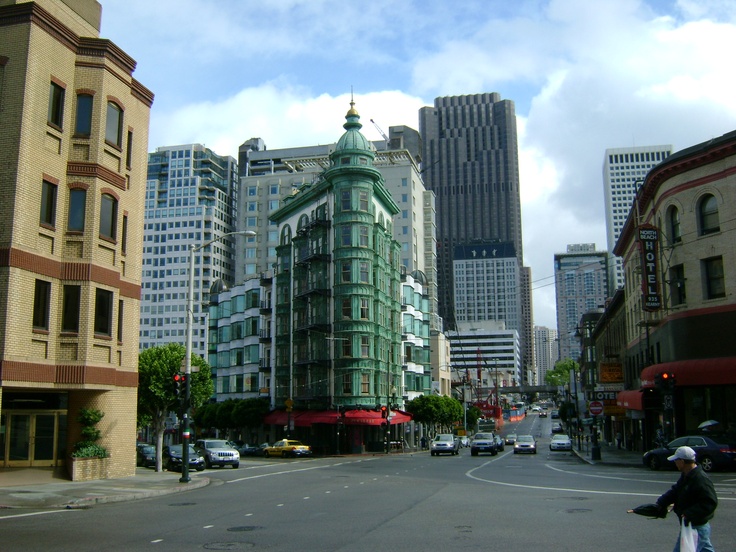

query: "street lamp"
left=180, top=229, right=256, bottom=483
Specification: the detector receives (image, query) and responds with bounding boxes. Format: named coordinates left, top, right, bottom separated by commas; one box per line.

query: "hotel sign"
left=639, top=225, right=662, bottom=311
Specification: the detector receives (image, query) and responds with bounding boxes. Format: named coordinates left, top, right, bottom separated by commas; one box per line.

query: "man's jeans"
left=673, top=522, right=715, bottom=552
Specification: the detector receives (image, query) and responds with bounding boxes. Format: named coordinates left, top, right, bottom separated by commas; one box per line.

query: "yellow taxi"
left=263, top=439, right=313, bottom=458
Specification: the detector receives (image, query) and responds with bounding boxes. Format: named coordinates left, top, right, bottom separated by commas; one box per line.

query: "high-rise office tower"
left=139, top=144, right=239, bottom=357
left=554, top=244, right=609, bottom=362
left=534, top=325, right=558, bottom=385
left=0, top=0, right=152, bottom=477
left=603, top=145, right=672, bottom=289
left=419, top=93, right=532, bottom=374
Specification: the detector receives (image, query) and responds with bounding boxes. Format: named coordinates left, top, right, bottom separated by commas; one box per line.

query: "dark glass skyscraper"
left=419, top=93, right=523, bottom=330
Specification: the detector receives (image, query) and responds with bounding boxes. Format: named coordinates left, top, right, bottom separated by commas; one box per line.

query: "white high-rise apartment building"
left=554, top=244, right=609, bottom=362
left=533, top=326, right=558, bottom=385
left=603, top=145, right=672, bottom=289
left=140, top=144, right=239, bottom=356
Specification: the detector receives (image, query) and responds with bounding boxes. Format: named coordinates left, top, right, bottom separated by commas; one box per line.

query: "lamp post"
left=180, top=229, right=256, bottom=483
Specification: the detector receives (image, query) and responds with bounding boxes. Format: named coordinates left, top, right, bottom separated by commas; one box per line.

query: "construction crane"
left=370, top=119, right=390, bottom=145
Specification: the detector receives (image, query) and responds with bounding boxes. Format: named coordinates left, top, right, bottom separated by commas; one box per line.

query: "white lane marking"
left=203, top=525, right=214, bottom=529
left=466, top=460, right=736, bottom=500
left=0, top=509, right=75, bottom=521
left=151, top=539, right=163, bottom=543
left=227, top=457, right=377, bottom=484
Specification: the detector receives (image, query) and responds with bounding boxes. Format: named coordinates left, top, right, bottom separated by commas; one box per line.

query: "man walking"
left=656, top=446, right=718, bottom=551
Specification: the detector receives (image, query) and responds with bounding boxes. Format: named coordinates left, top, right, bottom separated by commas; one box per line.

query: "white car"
left=550, top=434, right=572, bottom=451
left=430, top=434, right=460, bottom=456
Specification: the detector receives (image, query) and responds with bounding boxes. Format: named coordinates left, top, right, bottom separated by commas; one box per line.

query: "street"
left=2, top=414, right=735, bottom=551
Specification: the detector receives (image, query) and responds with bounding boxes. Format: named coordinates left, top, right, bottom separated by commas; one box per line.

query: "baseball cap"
left=667, top=446, right=696, bottom=462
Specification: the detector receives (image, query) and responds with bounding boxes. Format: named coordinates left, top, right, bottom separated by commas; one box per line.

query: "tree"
left=138, top=343, right=214, bottom=471
left=406, top=394, right=464, bottom=435
left=545, top=358, right=579, bottom=387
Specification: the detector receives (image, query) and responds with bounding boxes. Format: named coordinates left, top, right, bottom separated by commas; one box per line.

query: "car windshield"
left=140, top=445, right=154, bottom=454
left=168, top=445, right=197, bottom=454
left=434, top=434, right=454, bottom=441
left=552, top=435, right=568, bottom=441
left=285, top=441, right=305, bottom=446
left=205, top=440, right=231, bottom=448
left=517, top=435, right=534, bottom=442
left=474, top=433, right=493, bottom=439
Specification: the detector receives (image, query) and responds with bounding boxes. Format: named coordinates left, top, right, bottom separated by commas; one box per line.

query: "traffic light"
left=655, top=372, right=676, bottom=392
left=380, top=405, right=388, bottom=418
left=173, top=372, right=187, bottom=398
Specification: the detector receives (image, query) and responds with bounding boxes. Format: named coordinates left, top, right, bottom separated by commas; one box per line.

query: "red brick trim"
left=0, top=360, right=138, bottom=387
left=67, top=162, right=126, bottom=191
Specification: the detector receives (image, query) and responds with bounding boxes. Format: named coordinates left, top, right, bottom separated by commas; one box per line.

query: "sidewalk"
left=0, top=467, right=210, bottom=510
left=571, top=440, right=644, bottom=467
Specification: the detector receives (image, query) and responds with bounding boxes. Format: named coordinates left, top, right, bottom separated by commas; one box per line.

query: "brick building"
left=0, top=0, right=153, bottom=477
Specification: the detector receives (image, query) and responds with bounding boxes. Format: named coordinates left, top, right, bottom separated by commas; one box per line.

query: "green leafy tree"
left=406, top=394, right=464, bottom=435
left=231, top=398, right=270, bottom=442
left=138, top=343, right=214, bottom=471
left=545, top=358, right=579, bottom=387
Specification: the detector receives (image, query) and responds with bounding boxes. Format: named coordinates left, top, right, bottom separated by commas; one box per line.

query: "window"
left=342, top=299, right=351, bottom=320
left=40, top=180, right=57, bottom=227
left=341, top=261, right=351, bottom=283
left=121, top=214, right=128, bottom=254
left=703, top=257, right=725, bottom=299
left=342, top=339, right=352, bottom=358
left=359, top=262, right=369, bottom=283
left=668, top=264, right=686, bottom=306
left=359, top=225, right=369, bottom=247
left=361, top=373, right=370, bottom=394
left=75, top=94, right=93, bottom=136
left=360, top=298, right=369, bottom=319
left=699, top=194, right=720, bottom=235
left=67, top=188, right=86, bottom=231
left=99, top=193, right=118, bottom=240
left=126, top=130, right=133, bottom=168
left=105, top=101, right=123, bottom=146
left=361, top=335, right=370, bottom=357
left=341, top=190, right=350, bottom=211
left=94, top=288, right=114, bottom=336
left=117, top=299, right=124, bottom=342
left=667, top=206, right=681, bottom=244
left=341, top=226, right=351, bottom=246
left=33, top=279, right=52, bottom=330
left=342, top=372, right=352, bottom=394
left=48, top=82, right=65, bottom=128
left=61, top=285, right=81, bottom=332
left=359, top=191, right=369, bottom=211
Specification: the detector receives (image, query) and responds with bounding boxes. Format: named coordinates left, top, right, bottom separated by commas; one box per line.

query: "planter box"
left=67, top=456, right=110, bottom=481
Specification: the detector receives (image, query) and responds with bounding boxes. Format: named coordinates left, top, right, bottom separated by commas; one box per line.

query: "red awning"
left=295, top=410, right=340, bottom=426
left=263, top=410, right=292, bottom=425
left=616, top=390, right=644, bottom=411
left=343, top=409, right=412, bottom=426
left=640, top=358, right=736, bottom=388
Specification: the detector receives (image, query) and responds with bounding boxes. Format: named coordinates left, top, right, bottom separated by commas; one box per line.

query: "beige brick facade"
left=0, top=0, right=152, bottom=478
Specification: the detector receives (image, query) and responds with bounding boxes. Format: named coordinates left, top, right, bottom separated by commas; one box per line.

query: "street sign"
left=589, top=401, right=604, bottom=416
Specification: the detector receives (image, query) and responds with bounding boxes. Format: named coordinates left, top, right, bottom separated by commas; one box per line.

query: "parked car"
left=505, top=433, right=517, bottom=445
left=470, top=432, right=497, bottom=456
left=494, top=435, right=505, bottom=452
left=551, top=422, right=564, bottom=434
left=238, top=443, right=268, bottom=457
left=550, top=434, right=573, bottom=451
left=643, top=435, right=736, bottom=472
left=264, top=439, right=313, bottom=458
left=514, top=435, right=537, bottom=454
left=136, top=444, right=156, bottom=468
left=550, top=410, right=560, bottom=419
left=163, top=444, right=205, bottom=472
left=430, top=434, right=461, bottom=456
left=194, top=439, right=240, bottom=469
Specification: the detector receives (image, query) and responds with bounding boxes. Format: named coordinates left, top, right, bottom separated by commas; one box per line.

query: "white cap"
left=667, top=446, right=696, bottom=462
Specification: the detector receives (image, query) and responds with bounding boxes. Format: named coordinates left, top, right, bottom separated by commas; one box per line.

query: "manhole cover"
left=227, top=526, right=263, bottom=532
left=565, top=508, right=592, bottom=514
left=169, top=502, right=197, bottom=506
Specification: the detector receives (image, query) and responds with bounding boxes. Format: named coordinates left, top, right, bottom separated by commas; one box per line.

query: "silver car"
left=194, top=439, right=240, bottom=468
left=430, top=434, right=460, bottom=456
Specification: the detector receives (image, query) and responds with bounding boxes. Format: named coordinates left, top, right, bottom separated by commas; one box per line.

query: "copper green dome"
left=333, top=100, right=374, bottom=160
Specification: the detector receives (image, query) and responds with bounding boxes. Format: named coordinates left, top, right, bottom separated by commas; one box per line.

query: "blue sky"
left=100, top=0, right=736, bottom=328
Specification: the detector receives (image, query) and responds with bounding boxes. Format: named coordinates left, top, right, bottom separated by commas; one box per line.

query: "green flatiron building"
left=269, top=102, right=411, bottom=414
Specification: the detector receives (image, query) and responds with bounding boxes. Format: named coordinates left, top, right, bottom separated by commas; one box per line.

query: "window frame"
left=40, top=180, right=58, bottom=228
left=699, top=194, right=720, bottom=236
left=33, top=279, right=52, bottom=331
left=703, top=256, right=725, bottom=300
left=94, top=287, right=114, bottom=337
left=105, top=101, right=123, bottom=148
left=48, top=81, right=65, bottom=129
left=74, top=93, right=93, bottom=136
left=67, top=188, right=86, bottom=232
left=99, top=193, right=118, bottom=241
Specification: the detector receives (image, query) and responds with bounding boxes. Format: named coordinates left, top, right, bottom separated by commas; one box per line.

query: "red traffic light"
left=380, top=406, right=388, bottom=418
left=173, top=373, right=183, bottom=382
left=661, top=373, right=670, bottom=380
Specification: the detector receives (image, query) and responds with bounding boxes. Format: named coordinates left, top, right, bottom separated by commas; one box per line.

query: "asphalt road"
left=3, top=415, right=735, bottom=551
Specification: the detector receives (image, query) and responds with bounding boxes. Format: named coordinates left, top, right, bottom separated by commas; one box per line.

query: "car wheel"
left=232, top=463, right=239, bottom=469
left=471, top=450, right=478, bottom=456
left=264, top=450, right=270, bottom=458
left=196, top=466, right=205, bottom=472
left=699, top=456, right=714, bottom=472
left=430, top=451, right=435, bottom=456
left=648, top=456, right=661, bottom=471
left=491, top=449, right=498, bottom=456
left=282, top=451, right=288, bottom=458
left=513, top=450, right=518, bottom=454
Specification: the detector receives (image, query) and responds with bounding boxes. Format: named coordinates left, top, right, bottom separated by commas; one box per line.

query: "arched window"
left=68, top=188, right=86, bottom=231
left=699, top=194, right=720, bottom=235
left=667, top=206, right=681, bottom=244
left=99, top=193, right=118, bottom=240
left=105, top=101, right=123, bottom=147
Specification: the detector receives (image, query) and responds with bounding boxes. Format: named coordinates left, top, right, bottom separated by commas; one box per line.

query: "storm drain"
left=227, top=526, right=263, bottom=532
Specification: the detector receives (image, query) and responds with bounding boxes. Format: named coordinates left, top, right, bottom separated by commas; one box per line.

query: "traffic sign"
left=589, top=401, right=604, bottom=416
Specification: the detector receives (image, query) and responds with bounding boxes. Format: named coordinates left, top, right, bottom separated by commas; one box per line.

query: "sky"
left=100, top=0, right=736, bottom=329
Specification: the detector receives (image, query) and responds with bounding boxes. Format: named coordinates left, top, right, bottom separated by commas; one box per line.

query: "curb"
left=60, top=476, right=211, bottom=509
